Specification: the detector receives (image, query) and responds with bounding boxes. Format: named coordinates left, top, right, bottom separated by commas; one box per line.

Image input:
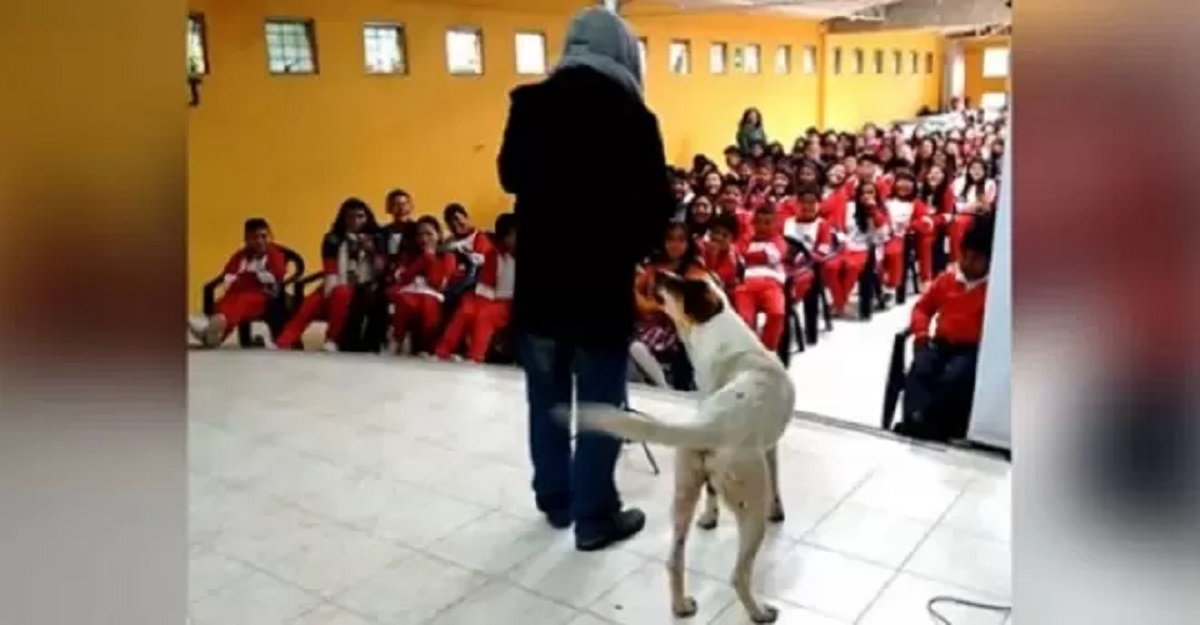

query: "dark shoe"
left=544, top=509, right=572, bottom=530
left=575, top=508, right=646, bottom=552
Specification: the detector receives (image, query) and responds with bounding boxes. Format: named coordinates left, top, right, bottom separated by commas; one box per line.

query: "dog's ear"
left=678, top=278, right=724, bottom=323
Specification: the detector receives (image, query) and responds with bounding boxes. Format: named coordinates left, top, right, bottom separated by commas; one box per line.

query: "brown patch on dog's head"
left=653, top=270, right=724, bottom=328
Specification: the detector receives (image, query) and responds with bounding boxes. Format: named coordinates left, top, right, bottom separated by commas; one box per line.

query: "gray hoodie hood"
left=552, top=7, right=643, bottom=99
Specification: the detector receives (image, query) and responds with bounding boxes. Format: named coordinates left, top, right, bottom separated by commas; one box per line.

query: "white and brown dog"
left=572, top=270, right=795, bottom=623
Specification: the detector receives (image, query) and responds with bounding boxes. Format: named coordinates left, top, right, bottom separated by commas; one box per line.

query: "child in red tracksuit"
left=784, top=185, right=836, bottom=303
left=435, top=213, right=516, bottom=363
left=734, top=204, right=788, bottom=351
left=822, top=181, right=889, bottom=316
left=897, top=216, right=993, bottom=442
left=702, top=212, right=743, bottom=296
left=882, top=169, right=935, bottom=295
left=275, top=199, right=384, bottom=351
left=388, top=216, right=457, bottom=355
left=189, top=218, right=287, bottom=348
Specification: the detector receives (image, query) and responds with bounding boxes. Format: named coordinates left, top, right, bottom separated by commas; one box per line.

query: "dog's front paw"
left=749, top=603, right=779, bottom=623
left=768, top=500, right=785, bottom=524
left=672, top=596, right=698, bottom=618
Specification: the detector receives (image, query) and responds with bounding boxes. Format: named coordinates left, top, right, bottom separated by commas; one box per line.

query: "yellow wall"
left=625, top=11, right=823, bottom=163
left=822, top=30, right=943, bottom=131
left=961, top=35, right=1009, bottom=107
left=187, top=0, right=945, bottom=311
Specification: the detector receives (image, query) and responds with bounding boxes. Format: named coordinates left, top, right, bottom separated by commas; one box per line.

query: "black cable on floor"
left=927, top=595, right=1012, bottom=624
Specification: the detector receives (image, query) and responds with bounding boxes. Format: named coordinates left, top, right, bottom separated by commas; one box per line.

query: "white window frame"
left=981, top=91, right=1008, bottom=110
left=188, top=13, right=208, bottom=76
left=831, top=47, right=842, bottom=75
left=774, top=45, right=791, bottom=74
left=710, top=42, right=728, bottom=74
left=852, top=48, right=864, bottom=74
left=872, top=48, right=884, bottom=74
left=265, top=18, right=318, bottom=75
left=515, top=31, right=547, bottom=75
left=982, top=46, right=1010, bottom=78
left=669, top=39, right=691, bottom=75
left=446, top=27, right=484, bottom=75
left=740, top=44, right=761, bottom=74
left=893, top=49, right=903, bottom=75
left=363, top=23, right=407, bottom=75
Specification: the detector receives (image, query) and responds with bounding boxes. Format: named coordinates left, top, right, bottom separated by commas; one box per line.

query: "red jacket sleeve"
left=222, top=251, right=243, bottom=276
left=911, top=273, right=949, bottom=339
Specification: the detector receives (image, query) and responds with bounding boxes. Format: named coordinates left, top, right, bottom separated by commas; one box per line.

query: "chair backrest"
left=277, top=245, right=306, bottom=280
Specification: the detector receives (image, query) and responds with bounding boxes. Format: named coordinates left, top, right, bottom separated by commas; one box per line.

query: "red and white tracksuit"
left=702, top=244, right=742, bottom=296
left=949, top=177, right=997, bottom=261
left=388, top=250, right=456, bottom=353
left=783, top=215, right=836, bottom=302
left=212, top=245, right=287, bottom=342
left=822, top=203, right=889, bottom=312
left=434, top=248, right=515, bottom=362
left=442, top=229, right=494, bottom=285
left=883, top=198, right=936, bottom=287
left=733, top=235, right=788, bottom=350
left=820, top=186, right=850, bottom=226
left=276, top=234, right=381, bottom=349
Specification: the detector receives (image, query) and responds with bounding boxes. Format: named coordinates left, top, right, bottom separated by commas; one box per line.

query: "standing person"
left=497, top=7, right=676, bottom=551
left=736, top=107, right=767, bottom=155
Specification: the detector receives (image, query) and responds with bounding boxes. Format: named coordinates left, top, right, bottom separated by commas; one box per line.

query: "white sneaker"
left=322, top=341, right=339, bottom=353
left=262, top=338, right=277, bottom=350
left=187, top=315, right=210, bottom=343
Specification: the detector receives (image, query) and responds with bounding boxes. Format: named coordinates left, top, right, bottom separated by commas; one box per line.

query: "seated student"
left=435, top=213, right=516, bottom=363
left=382, top=189, right=417, bottom=259
left=822, top=181, right=888, bottom=316
left=783, top=185, right=836, bottom=303
left=686, top=195, right=715, bottom=242
left=669, top=168, right=694, bottom=221
left=723, top=145, right=743, bottom=173
left=274, top=199, right=384, bottom=351
left=949, top=158, right=998, bottom=261
left=820, top=163, right=850, bottom=225
left=388, top=216, right=457, bottom=355
left=701, top=212, right=742, bottom=296
left=442, top=203, right=494, bottom=282
left=896, top=216, right=993, bottom=442
left=630, top=221, right=702, bottom=391
left=188, top=218, right=288, bottom=348
left=734, top=203, right=788, bottom=351
left=699, top=170, right=724, bottom=201
left=882, top=169, right=936, bottom=295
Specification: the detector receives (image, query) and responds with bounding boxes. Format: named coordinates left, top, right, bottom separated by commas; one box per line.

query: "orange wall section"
left=961, top=35, right=1010, bottom=107
left=821, top=30, right=943, bottom=131
left=187, top=0, right=589, bottom=312
left=186, top=0, right=947, bottom=311
left=625, top=11, right=824, bottom=163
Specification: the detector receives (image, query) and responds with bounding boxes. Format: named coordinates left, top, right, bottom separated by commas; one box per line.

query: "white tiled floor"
left=188, top=348, right=1010, bottom=625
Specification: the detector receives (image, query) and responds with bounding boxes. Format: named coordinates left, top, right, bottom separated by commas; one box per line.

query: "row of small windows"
left=187, top=14, right=934, bottom=79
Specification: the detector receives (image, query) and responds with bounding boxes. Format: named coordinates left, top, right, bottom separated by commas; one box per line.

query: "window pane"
left=187, top=15, right=207, bottom=75
left=982, top=47, right=1010, bottom=78
left=925, top=52, right=934, bottom=74
left=637, top=38, right=647, bottom=75
left=832, top=47, right=842, bottom=75
left=911, top=50, right=919, bottom=74
left=853, top=48, right=864, bottom=74
left=710, top=42, right=726, bottom=74
left=515, top=32, right=546, bottom=75
left=265, top=19, right=317, bottom=74
left=893, top=49, right=902, bottom=74
left=873, top=49, right=883, bottom=73
left=669, top=40, right=690, bottom=74
left=364, top=24, right=406, bottom=74
left=774, top=45, right=790, bottom=74
left=802, top=45, right=817, bottom=75
left=447, top=28, right=483, bottom=74
left=743, top=44, right=760, bottom=74
left=981, top=92, right=1008, bottom=110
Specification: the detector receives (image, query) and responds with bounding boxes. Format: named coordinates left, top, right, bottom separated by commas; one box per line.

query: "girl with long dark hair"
left=949, top=158, right=997, bottom=260
left=821, top=181, right=886, bottom=316
left=736, top=107, right=767, bottom=154
left=631, top=221, right=702, bottom=390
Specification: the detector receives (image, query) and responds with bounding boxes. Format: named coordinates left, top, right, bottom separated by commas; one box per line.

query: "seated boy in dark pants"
left=896, top=216, right=993, bottom=442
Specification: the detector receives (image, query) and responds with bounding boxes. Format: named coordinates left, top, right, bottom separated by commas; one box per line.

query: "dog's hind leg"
left=696, top=479, right=720, bottom=530
left=724, top=459, right=779, bottom=624
left=669, top=452, right=707, bottom=618
left=766, top=447, right=785, bottom=524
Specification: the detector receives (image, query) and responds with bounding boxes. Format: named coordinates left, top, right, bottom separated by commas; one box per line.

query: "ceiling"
left=626, top=0, right=903, bottom=19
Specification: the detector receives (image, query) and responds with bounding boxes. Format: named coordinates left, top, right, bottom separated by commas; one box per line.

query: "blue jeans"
left=518, top=333, right=629, bottom=539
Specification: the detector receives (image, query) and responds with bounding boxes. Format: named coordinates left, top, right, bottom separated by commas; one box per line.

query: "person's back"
left=497, top=6, right=675, bottom=552
left=500, top=47, right=673, bottom=348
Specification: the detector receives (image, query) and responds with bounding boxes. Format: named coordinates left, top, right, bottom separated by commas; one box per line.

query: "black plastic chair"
left=881, top=328, right=914, bottom=430
left=201, top=245, right=305, bottom=347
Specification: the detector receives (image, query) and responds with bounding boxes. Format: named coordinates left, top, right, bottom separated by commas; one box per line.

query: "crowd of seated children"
left=435, top=213, right=516, bottom=363
left=895, top=214, right=993, bottom=442
left=630, top=221, right=704, bottom=390
left=188, top=217, right=287, bottom=348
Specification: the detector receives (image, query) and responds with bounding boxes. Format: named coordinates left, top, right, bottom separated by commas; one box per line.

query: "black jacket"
left=498, top=67, right=675, bottom=347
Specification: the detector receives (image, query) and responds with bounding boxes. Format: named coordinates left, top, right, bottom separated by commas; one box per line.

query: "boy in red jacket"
left=189, top=218, right=287, bottom=348
left=734, top=203, right=788, bottom=351
left=896, top=216, right=993, bottom=442
left=435, top=213, right=516, bottom=363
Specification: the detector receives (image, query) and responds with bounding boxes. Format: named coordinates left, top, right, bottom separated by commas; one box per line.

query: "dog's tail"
left=568, top=403, right=736, bottom=449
